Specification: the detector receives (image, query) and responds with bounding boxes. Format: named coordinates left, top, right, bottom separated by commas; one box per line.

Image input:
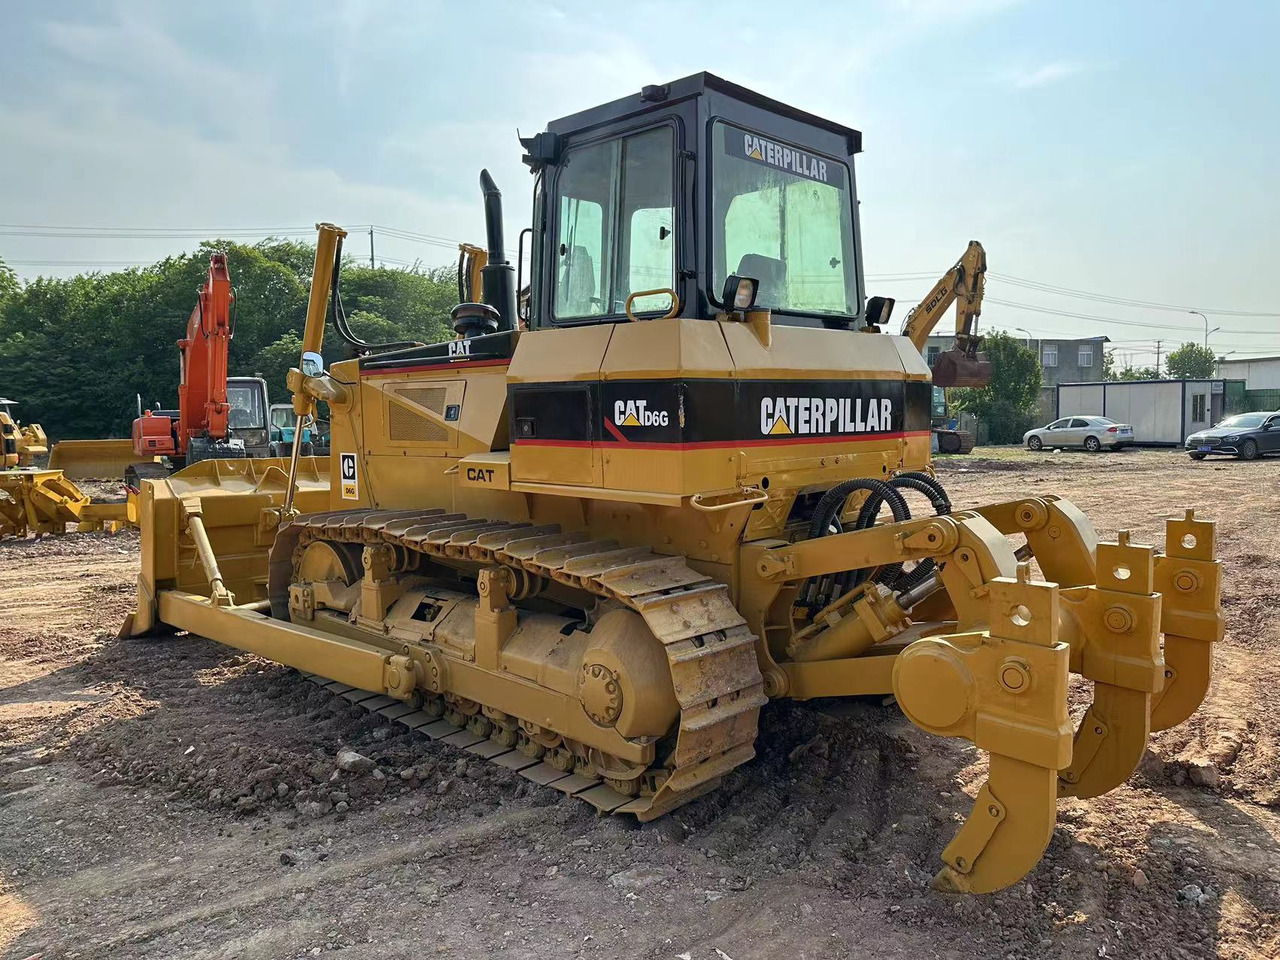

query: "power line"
left=989, top=272, right=1280, bottom=318
left=984, top=296, right=1280, bottom=336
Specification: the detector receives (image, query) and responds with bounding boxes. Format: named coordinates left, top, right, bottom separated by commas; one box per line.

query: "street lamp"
left=1014, top=326, right=1040, bottom=364
left=1188, top=310, right=1219, bottom=349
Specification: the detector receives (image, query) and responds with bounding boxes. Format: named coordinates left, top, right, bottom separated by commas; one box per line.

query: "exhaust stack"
left=479, top=169, right=517, bottom=331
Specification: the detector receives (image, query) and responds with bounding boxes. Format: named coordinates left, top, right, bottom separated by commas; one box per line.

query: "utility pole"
left=1155, top=340, right=1162, bottom=378
left=369, top=227, right=375, bottom=269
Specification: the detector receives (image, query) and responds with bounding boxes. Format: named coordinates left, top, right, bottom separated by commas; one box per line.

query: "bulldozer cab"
left=522, top=73, right=866, bottom=330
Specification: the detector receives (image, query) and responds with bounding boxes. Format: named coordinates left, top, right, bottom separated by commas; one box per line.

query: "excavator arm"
left=900, top=240, right=993, bottom=388
left=177, top=254, right=235, bottom=453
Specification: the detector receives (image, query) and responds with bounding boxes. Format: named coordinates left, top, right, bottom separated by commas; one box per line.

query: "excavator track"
left=280, top=508, right=768, bottom=820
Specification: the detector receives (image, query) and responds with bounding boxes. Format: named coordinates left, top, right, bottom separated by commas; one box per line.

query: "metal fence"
left=1241, top=389, right=1280, bottom=413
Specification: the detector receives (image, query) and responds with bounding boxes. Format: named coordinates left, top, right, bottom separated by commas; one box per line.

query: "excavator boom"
left=901, top=240, right=993, bottom=388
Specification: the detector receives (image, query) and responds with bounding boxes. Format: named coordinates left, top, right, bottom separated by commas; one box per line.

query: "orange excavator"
left=125, top=253, right=265, bottom=489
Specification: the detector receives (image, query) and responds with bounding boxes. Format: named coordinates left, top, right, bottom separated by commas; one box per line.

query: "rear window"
left=711, top=121, right=857, bottom=319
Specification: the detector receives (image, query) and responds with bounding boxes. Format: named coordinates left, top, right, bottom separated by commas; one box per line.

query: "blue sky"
left=2, top=0, right=1278, bottom=366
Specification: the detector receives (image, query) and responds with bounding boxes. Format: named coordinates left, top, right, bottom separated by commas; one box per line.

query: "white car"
left=1024, top=416, right=1133, bottom=452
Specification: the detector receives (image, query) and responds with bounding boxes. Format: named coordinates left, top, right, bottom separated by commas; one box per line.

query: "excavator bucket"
left=49, top=438, right=153, bottom=481
left=931, top=348, right=993, bottom=388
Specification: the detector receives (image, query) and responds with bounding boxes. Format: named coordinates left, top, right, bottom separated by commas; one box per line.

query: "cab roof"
left=544, top=72, right=863, bottom=155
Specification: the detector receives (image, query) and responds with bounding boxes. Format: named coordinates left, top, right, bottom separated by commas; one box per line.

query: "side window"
left=1070, top=418, right=1089, bottom=428
left=553, top=127, right=674, bottom=322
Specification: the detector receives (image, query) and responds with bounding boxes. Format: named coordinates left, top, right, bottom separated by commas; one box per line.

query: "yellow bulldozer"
left=0, top=398, right=49, bottom=468
left=123, top=74, right=1223, bottom=894
left=1, top=398, right=131, bottom=539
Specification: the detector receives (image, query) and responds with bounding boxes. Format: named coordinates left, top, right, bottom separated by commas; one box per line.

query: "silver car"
left=1024, top=416, right=1133, bottom=452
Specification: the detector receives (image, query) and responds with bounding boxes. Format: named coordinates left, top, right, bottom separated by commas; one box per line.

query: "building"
left=1216, top=356, right=1280, bottom=390
left=1056, top=378, right=1245, bottom=445
left=924, top=333, right=1110, bottom=421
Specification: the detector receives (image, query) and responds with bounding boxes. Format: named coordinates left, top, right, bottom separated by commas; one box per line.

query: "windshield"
left=226, top=382, right=265, bottom=430
left=270, top=406, right=293, bottom=429
left=711, top=121, right=857, bottom=319
left=1217, top=413, right=1265, bottom=429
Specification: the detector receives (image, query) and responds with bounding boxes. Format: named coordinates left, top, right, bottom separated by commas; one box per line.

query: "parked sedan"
left=1185, top=411, right=1280, bottom=460
left=1024, top=416, right=1134, bottom=452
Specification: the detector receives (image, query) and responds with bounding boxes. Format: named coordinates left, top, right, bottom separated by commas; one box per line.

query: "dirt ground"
left=2, top=448, right=1278, bottom=960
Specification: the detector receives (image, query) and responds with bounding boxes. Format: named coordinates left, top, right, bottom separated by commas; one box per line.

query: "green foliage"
left=1102, top=349, right=1117, bottom=380
left=1164, top=342, right=1216, bottom=380
left=0, top=256, right=17, bottom=302
left=948, top=332, right=1043, bottom=444
left=1117, top=365, right=1158, bottom=381
left=0, top=243, right=457, bottom=440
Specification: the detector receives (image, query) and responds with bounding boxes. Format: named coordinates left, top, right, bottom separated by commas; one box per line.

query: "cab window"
left=553, top=126, right=675, bottom=321
left=711, top=121, right=857, bottom=319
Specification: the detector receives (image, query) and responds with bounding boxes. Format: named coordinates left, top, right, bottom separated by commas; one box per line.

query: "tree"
left=0, top=255, right=17, bottom=302
left=0, top=243, right=458, bottom=440
left=1164, top=342, right=1216, bottom=380
left=1102, top=349, right=1118, bottom=381
left=948, top=332, right=1043, bottom=444
left=1117, top=365, right=1158, bottom=381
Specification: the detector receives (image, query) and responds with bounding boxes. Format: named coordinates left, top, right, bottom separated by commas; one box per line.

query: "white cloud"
left=999, top=59, right=1097, bottom=89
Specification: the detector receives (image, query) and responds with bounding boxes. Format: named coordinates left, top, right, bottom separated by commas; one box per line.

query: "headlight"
left=1222, top=435, right=1239, bottom=442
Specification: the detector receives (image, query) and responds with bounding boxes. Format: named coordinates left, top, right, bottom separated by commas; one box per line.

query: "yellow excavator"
left=122, top=74, right=1223, bottom=894
left=897, top=240, right=992, bottom=452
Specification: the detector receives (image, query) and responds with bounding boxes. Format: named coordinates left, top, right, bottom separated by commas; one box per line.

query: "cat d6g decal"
left=125, top=74, right=1223, bottom=894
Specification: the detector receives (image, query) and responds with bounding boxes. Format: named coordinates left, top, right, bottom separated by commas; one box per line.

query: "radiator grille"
left=395, top=386, right=448, bottom=415
left=388, top=403, right=448, bottom=442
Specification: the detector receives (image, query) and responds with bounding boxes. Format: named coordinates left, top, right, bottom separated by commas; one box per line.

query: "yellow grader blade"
left=48, top=438, right=152, bottom=480
left=0, top=468, right=131, bottom=539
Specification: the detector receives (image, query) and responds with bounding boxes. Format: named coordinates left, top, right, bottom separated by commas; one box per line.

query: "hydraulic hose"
left=804, top=478, right=911, bottom=609
left=329, top=235, right=425, bottom=355
left=877, top=473, right=952, bottom=592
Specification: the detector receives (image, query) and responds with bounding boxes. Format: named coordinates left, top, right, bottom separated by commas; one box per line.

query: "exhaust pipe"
left=479, top=169, right=517, bottom=332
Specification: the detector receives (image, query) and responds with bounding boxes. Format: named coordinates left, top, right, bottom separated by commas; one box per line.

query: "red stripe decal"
left=514, top=430, right=932, bottom=451
left=602, top=417, right=629, bottom=444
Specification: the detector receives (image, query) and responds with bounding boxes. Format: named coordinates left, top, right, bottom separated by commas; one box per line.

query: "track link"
left=279, top=508, right=768, bottom=819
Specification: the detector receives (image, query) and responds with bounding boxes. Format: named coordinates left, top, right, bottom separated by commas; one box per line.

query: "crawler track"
left=275, top=509, right=769, bottom=819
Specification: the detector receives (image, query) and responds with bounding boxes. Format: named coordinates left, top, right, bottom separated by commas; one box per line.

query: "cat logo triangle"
left=768, top=413, right=792, bottom=435
left=748, top=146, right=763, bottom=160
left=619, top=412, right=642, bottom=427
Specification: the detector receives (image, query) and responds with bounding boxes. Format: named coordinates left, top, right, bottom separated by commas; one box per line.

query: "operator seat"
left=561, top=245, right=597, bottom=316
left=736, top=253, right=786, bottom=308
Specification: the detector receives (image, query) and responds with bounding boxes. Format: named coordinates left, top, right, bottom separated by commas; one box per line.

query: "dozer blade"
left=126, top=456, right=331, bottom=636
left=49, top=438, right=152, bottom=481
left=893, top=567, right=1073, bottom=893
left=931, top=348, right=992, bottom=388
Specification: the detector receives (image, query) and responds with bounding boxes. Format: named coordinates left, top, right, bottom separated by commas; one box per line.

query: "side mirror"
left=864, top=295, right=896, bottom=328
left=301, top=351, right=325, bottom=377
